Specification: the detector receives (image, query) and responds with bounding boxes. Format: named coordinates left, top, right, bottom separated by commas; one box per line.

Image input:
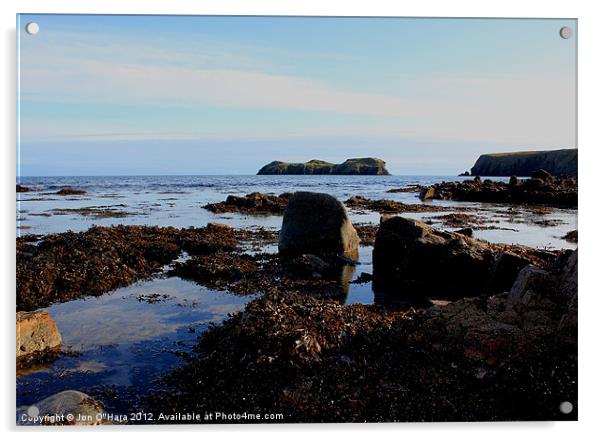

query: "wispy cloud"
left=19, top=27, right=575, bottom=148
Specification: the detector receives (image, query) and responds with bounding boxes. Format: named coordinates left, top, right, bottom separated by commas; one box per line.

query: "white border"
left=2, top=1, right=601, bottom=438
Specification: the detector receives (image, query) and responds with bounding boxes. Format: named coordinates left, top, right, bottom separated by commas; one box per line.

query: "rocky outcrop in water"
left=17, top=184, right=30, bottom=193
left=279, top=192, right=359, bottom=259
left=257, top=158, right=390, bottom=175
left=470, top=148, right=577, bottom=176
left=55, top=188, right=87, bottom=195
left=372, top=216, right=556, bottom=298
left=419, top=174, right=577, bottom=208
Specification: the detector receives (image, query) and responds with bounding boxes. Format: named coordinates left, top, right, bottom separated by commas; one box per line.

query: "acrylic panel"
left=16, top=14, right=577, bottom=425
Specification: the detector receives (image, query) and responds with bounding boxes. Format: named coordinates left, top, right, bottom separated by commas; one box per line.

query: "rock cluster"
left=419, top=172, right=577, bottom=208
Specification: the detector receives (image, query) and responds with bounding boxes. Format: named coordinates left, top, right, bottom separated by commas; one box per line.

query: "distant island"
left=257, top=158, right=390, bottom=175
left=470, top=148, right=577, bottom=177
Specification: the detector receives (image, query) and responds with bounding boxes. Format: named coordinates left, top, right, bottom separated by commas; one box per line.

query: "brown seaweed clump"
left=345, top=196, right=453, bottom=213
left=149, top=284, right=576, bottom=423
left=204, top=192, right=291, bottom=214
left=16, top=223, right=240, bottom=311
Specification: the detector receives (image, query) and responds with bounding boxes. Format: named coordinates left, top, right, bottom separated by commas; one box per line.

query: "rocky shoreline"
left=16, top=188, right=577, bottom=423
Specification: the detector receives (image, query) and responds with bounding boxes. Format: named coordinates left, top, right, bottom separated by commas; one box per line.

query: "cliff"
left=470, top=149, right=577, bottom=177
left=257, top=158, right=390, bottom=175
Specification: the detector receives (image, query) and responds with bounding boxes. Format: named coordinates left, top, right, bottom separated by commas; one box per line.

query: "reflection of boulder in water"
left=285, top=253, right=357, bottom=302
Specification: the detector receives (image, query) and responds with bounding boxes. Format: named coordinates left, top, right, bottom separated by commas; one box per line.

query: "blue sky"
left=18, top=15, right=576, bottom=175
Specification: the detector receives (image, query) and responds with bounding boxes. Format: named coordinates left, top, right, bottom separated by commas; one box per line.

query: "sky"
left=17, top=15, right=577, bottom=176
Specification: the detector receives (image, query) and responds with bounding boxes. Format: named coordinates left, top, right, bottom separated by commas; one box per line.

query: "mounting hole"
left=25, top=22, right=39, bottom=35
left=27, top=405, right=40, bottom=418
left=559, top=401, right=573, bottom=414
left=559, top=26, right=573, bottom=39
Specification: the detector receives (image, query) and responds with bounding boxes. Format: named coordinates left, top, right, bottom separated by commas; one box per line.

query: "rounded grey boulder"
left=278, top=192, right=359, bottom=259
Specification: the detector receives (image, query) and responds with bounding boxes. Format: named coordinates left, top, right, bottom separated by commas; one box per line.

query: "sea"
left=16, top=175, right=578, bottom=415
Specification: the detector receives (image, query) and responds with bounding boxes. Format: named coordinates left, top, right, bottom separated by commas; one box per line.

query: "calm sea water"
left=16, top=175, right=578, bottom=414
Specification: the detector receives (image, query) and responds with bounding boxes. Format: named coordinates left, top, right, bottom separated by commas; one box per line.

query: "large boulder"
left=372, top=217, right=540, bottom=298
left=278, top=192, right=359, bottom=259
left=17, top=390, right=106, bottom=425
left=16, top=310, right=62, bottom=363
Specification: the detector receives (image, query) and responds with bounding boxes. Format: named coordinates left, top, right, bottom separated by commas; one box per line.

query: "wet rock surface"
left=372, top=217, right=556, bottom=298
left=16, top=310, right=62, bottom=367
left=17, top=184, right=31, bottom=192
left=419, top=174, right=577, bottom=208
left=203, top=192, right=291, bottom=214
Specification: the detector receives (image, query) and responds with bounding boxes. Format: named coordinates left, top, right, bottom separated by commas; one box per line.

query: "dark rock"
left=489, top=252, right=533, bottom=293
left=508, top=266, right=554, bottom=302
left=279, top=192, right=359, bottom=259
left=56, top=188, right=87, bottom=196
left=372, top=217, right=495, bottom=297
left=558, top=250, right=577, bottom=302
left=419, top=187, right=436, bottom=200
left=373, top=217, right=553, bottom=298
left=531, top=169, right=553, bottom=181
left=562, top=230, right=578, bottom=243
left=458, top=171, right=470, bottom=176
left=16, top=184, right=30, bottom=193
left=416, top=174, right=577, bottom=208
left=455, top=227, right=473, bottom=237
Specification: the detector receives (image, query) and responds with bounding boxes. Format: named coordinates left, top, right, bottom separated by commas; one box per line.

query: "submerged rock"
left=17, top=390, right=106, bottom=425
left=16, top=310, right=61, bottom=365
left=279, top=192, right=359, bottom=259
left=16, top=184, right=30, bottom=193
left=56, top=188, right=87, bottom=195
